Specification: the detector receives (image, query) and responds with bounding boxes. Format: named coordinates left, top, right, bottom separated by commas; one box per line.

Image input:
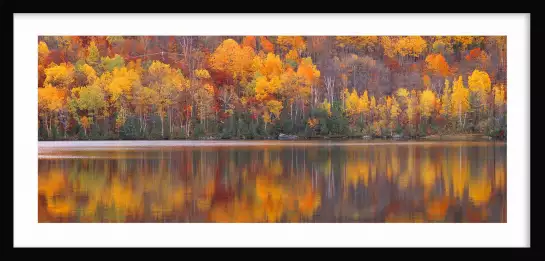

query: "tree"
left=277, top=36, right=306, bottom=54
left=336, top=36, right=378, bottom=53
left=36, top=35, right=507, bottom=140
left=209, top=38, right=255, bottom=86
left=420, top=89, right=436, bottom=123
left=440, top=78, right=451, bottom=120
left=44, top=63, right=75, bottom=89
left=263, top=99, right=283, bottom=131
left=492, top=83, right=506, bottom=129
left=242, top=36, right=257, bottom=50
left=395, top=88, right=410, bottom=108
left=86, top=40, right=100, bottom=67
left=451, top=76, right=469, bottom=129
left=390, top=96, right=401, bottom=132
left=406, top=90, right=419, bottom=133
left=106, top=66, right=140, bottom=131
left=38, top=85, right=65, bottom=137
left=394, top=36, right=427, bottom=58
left=194, top=83, right=215, bottom=132
left=79, top=64, right=98, bottom=85
left=425, top=53, right=451, bottom=77
left=259, top=36, right=274, bottom=53
left=68, top=84, right=107, bottom=136
left=358, top=90, right=370, bottom=126
left=297, top=57, right=320, bottom=106
left=147, top=60, right=190, bottom=137
left=468, top=69, right=491, bottom=113
left=344, top=89, right=361, bottom=125
left=132, top=86, right=157, bottom=135
left=38, top=41, right=50, bottom=65
left=101, top=54, right=125, bottom=72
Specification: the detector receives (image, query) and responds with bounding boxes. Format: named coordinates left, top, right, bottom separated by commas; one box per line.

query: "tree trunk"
left=161, top=114, right=164, bottom=138
left=291, top=103, right=294, bottom=128
left=295, top=105, right=298, bottom=126
left=140, top=112, right=143, bottom=135
left=143, top=114, right=147, bottom=136
left=458, top=104, right=462, bottom=128
left=169, top=107, right=172, bottom=137
left=49, top=113, right=53, bottom=137
left=463, top=112, right=467, bottom=130
left=179, top=110, right=184, bottom=137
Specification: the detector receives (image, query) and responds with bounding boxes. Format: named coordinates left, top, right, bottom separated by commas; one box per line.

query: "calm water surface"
left=38, top=140, right=506, bottom=223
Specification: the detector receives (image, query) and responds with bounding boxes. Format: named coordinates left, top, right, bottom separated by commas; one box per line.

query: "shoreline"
left=38, top=134, right=504, bottom=144
left=38, top=138, right=506, bottom=151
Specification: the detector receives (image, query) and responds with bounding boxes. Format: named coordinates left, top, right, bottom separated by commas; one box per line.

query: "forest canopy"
left=37, top=36, right=507, bottom=140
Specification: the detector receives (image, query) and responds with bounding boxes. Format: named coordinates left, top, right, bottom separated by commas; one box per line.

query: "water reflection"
left=38, top=141, right=506, bottom=223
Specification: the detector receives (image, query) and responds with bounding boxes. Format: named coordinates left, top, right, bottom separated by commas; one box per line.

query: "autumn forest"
left=37, top=36, right=507, bottom=140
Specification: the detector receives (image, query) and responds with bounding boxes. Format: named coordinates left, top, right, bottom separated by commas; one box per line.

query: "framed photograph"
left=12, top=13, right=530, bottom=247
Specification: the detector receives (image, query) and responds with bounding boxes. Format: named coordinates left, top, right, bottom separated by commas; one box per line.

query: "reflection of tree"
left=38, top=169, right=74, bottom=219
left=207, top=154, right=322, bottom=223
left=38, top=143, right=506, bottom=223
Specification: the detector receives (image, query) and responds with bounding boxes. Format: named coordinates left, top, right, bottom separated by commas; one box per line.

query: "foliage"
left=37, top=36, right=507, bottom=140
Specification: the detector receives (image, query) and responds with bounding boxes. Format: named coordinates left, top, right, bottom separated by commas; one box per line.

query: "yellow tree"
left=67, top=85, right=107, bottom=136
left=147, top=60, right=190, bottom=137
left=276, top=36, right=307, bottom=54
left=390, top=96, right=401, bottom=132
left=420, top=89, right=436, bottom=128
left=344, top=89, right=361, bottom=125
left=468, top=69, right=491, bottom=114
left=376, top=99, right=389, bottom=136
left=38, top=41, right=50, bottom=88
left=285, top=49, right=300, bottom=67
left=43, top=62, right=75, bottom=136
left=193, top=83, right=215, bottom=132
left=279, top=66, right=299, bottom=123
left=297, top=57, right=320, bottom=108
left=255, top=75, right=281, bottom=102
left=38, top=84, right=65, bottom=137
left=394, top=36, right=427, bottom=60
left=263, top=100, right=283, bottom=131
left=395, top=88, right=410, bottom=109
left=380, top=36, right=397, bottom=58
left=106, top=66, right=140, bottom=131
left=358, top=90, right=370, bottom=126
left=44, top=63, right=75, bottom=90
left=258, top=52, right=283, bottom=80
left=451, top=76, right=469, bottom=128
left=320, top=98, right=332, bottom=117
left=209, top=38, right=256, bottom=86
left=440, top=78, right=452, bottom=120
left=79, top=64, right=98, bottom=85
left=38, top=41, right=50, bottom=65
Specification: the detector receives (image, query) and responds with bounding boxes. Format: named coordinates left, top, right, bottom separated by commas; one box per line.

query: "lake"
left=38, top=140, right=506, bottom=223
